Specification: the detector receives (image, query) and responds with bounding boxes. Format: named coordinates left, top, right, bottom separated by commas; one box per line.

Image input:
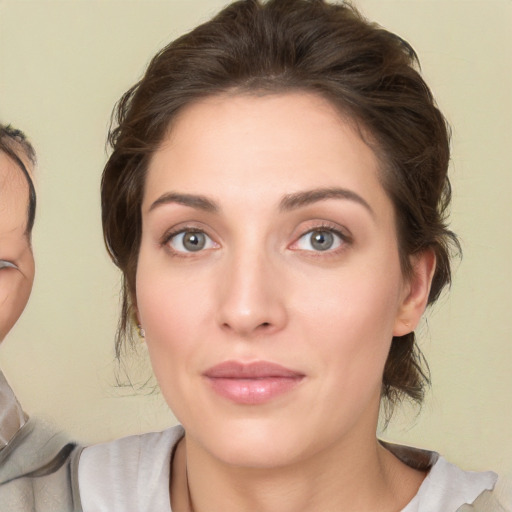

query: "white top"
left=78, top=425, right=497, bottom=512
left=400, top=455, right=497, bottom=512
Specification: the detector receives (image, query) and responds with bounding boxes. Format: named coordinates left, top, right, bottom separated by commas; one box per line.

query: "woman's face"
left=136, top=92, right=427, bottom=468
left=0, top=152, right=35, bottom=342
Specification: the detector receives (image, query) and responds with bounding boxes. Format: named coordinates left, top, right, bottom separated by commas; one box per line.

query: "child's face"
left=0, top=152, right=35, bottom=342
left=136, top=92, right=431, bottom=469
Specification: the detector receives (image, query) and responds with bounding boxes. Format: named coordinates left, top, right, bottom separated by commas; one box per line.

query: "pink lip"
left=203, top=361, right=305, bottom=405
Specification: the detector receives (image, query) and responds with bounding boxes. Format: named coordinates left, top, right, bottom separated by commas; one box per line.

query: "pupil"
left=311, top=231, right=333, bottom=251
left=184, top=232, right=205, bottom=251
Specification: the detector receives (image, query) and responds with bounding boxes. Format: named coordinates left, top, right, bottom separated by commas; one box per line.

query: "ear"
left=393, top=249, right=436, bottom=337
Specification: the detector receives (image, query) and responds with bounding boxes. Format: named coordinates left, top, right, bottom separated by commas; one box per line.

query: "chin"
left=188, top=414, right=315, bottom=469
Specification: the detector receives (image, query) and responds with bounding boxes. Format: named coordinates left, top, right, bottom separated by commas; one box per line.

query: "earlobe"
left=393, top=249, right=436, bottom=337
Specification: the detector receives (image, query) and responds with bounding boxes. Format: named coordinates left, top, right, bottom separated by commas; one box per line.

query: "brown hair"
left=0, top=123, right=37, bottom=235
left=102, top=0, right=459, bottom=409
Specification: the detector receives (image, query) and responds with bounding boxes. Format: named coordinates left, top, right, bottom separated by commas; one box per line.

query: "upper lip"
left=203, top=360, right=304, bottom=379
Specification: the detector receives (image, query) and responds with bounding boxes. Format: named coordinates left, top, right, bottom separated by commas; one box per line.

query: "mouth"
left=203, top=360, right=305, bottom=405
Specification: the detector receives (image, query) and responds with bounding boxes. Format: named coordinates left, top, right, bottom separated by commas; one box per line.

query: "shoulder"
left=78, top=424, right=184, bottom=512
left=417, top=455, right=498, bottom=511
left=381, top=442, right=499, bottom=511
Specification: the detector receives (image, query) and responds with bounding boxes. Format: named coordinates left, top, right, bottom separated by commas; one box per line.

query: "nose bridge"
left=217, top=239, right=286, bottom=336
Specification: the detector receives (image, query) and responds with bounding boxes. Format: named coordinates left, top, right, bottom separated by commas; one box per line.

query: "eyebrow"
left=148, top=187, right=374, bottom=217
left=279, top=187, right=374, bottom=217
left=149, top=192, right=219, bottom=213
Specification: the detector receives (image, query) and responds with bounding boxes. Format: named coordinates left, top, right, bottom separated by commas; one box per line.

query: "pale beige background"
left=1, top=0, right=510, bottom=505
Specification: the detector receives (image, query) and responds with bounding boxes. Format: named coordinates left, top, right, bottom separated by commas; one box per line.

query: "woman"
left=87, top=0, right=499, bottom=509
left=0, top=0, right=503, bottom=510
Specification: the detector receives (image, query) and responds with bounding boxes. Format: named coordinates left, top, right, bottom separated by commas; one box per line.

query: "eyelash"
left=160, top=222, right=351, bottom=258
left=0, top=260, right=19, bottom=270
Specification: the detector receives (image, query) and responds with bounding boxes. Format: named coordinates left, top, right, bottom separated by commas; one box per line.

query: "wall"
left=1, top=0, right=510, bottom=505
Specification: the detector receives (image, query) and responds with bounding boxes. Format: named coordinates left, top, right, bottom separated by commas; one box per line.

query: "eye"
left=167, top=230, right=217, bottom=253
left=294, top=229, right=345, bottom=252
left=0, top=260, right=18, bottom=270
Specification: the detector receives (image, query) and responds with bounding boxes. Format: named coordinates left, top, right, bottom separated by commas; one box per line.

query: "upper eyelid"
left=0, top=260, right=19, bottom=270
left=161, top=225, right=213, bottom=244
left=295, top=227, right=347, bottom=243
left=295, top=221, right=352, bottom=239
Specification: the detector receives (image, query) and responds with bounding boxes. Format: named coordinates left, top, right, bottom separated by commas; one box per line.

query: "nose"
left=216, top=248, right=288, bottom=338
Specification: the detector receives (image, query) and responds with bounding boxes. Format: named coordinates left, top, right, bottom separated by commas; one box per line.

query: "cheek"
left=297, top=258, right=403, bottom=337
left=295, top=262, right=403, bottom=386
left=137, top=260, right=211, bottom=338
left=135, top=260, right=214, bottom=396
left=0, top=273, right=33, bottom=341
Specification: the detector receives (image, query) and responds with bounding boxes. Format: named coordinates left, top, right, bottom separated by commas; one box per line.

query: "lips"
left=203, top=361, right=304, bottom=405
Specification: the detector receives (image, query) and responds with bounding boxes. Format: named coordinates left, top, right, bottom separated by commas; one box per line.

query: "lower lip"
left=205, top=376, right=303, bottom=405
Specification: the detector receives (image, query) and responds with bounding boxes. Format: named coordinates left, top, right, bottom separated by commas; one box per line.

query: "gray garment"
left=0, top=419, right=83, bottom=512
left=0, top=371, right=82, bottom=512
left=0, top=372, right=28, bottom=450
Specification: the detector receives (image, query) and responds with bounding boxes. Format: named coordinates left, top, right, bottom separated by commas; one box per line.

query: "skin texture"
left=0, top=151, right=35, bottom=342
left=136, top=92, right=435, bottom=511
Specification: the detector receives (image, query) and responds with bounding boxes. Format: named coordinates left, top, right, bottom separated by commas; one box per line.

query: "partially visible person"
left=0, top=124, right=36, bottom=447
left=0, top=124, right=36, bottom=344
left=0, top=124, right=81, bottom=511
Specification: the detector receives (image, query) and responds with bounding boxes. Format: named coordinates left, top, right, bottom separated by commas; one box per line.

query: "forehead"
left=0, top=151, right=28, bottom=193
left=0, top=151, right=30, bottom=233
left=144, top=92, right=390, bottom=216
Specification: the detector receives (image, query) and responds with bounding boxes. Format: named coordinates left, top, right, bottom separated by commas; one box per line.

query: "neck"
left=171, top=427, right=425, bottom=512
